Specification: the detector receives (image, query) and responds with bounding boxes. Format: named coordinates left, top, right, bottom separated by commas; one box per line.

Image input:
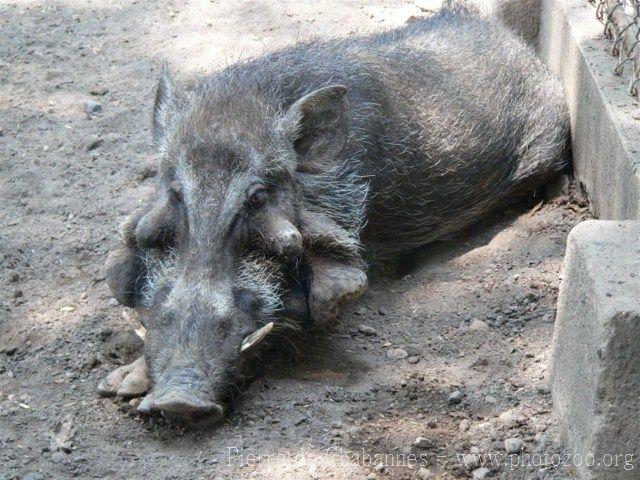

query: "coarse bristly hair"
left=105, top=4, right=570, bottom=417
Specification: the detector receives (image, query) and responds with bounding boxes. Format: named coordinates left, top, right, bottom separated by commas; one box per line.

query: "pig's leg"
left=308, top=255, right=368, bottom=327
left=97, top=356, right=149, bottom=398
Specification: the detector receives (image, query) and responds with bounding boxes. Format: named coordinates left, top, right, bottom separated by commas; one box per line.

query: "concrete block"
left=538, top=0, right=640, bottom=220
left=550, top=220, right=640, bottom=479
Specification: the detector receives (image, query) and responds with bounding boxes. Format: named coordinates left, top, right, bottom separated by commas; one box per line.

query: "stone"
left=417, top=467, right=432, bottom=479
left=412, top=437, right=435, bottom=449
left=89, top=86, right=108, bottom=96
left=459, top=419, right=470, bottom=432
left=462, top=453, right=481, bottom=470
left=386, top=348, right=408, bottom=360
left=86, top=136, right=103, bottom=151
left=550, top=221, right=640, bottom=480
left=50, top=414, right=75, bottom=453
left=448, top=390, right=464, bottom=404
left=358, top=324, right=377, bottom=336
left=472, top=467, right=491, bottom=479
left=83, top=99, right=102, bottom=114
left=469, top=319, right=489, bottom=331
left=504, top=437, right=524, bottom=454
left=50, top=451, right=67, bottom=464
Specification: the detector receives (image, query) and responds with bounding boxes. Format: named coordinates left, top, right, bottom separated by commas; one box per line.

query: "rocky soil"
left=0, top=1, right=589, bottom=479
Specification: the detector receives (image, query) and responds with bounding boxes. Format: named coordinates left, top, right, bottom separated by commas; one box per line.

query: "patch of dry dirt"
left=0, top=1, right=588, bottom=479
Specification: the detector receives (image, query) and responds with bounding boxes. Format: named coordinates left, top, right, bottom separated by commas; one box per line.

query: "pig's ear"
left=284, top=85, right=348, bottom=171
left=152, top=62, right=187, bottom=149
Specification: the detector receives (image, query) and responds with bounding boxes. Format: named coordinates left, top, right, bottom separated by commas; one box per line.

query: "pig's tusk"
left=241, top=322, right=274, bottom=353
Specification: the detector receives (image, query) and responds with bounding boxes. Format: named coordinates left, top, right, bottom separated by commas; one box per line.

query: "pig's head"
left=106, top=65, right=350, bottom=426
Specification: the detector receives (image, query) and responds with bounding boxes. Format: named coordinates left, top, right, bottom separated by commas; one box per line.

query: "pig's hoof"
left=97, top=356, right=149, bottom=398
left=309, top=261, right=368, bottom=327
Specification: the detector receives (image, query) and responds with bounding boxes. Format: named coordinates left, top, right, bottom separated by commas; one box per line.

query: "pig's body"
left=204, top=8, right=568, bottom=261
left=101, top=6, right=569, bottom=425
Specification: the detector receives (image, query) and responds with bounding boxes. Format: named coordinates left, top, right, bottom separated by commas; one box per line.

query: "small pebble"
left=412, top=436, right=434, bottom=449
left=386, top=348, right=408, bottom=360
left=485, top=395, right=497, bottom=404
left=86, top=136, right=103, bottom=151
left=459, top=419, right=470, bottom=432
left=504, top=437, right=524, bottom=454
left=83, top=99, right=102, bottom=114
left=358, top=324, right=377, bottom=336
left=377, top=306, right=387, bottom=316
left=462, top=453, right=481, bottom=470
left=50, top=451, right=67, bottom=464
left=469, top=319, right=489, bottom=331
left=472, top=467, right=491, bottom=479
left=426, top=418, right=437, bottom=428
left=89, top=86, right=109, bottom=96
left=108, top=297, right=119, bottom=306
left=407, top=355, right=420, bottom=364
left=417, top=467, right=431, bottom=479
left=448, top=390, right=464, bottom=404
left=12, top=289, right=23, bottom=298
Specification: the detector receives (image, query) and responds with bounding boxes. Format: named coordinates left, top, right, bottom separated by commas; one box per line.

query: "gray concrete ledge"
left=550, top=220, right=640, bottom=480
left=539, top=0, right=640, bottom=219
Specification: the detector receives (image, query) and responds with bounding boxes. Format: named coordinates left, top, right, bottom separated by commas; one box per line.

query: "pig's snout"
left=138, top=368, right=224, bottom=426
left=278, top=223, right=302, bottom=258
left=264, top=217, right=302, bottom=258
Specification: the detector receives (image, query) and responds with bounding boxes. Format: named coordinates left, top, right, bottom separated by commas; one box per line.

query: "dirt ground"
left=0, top=1, right=590, bottom=479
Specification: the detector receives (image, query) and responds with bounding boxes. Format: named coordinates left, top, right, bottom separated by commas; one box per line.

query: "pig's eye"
left=246, top=185, right=268, bottom=209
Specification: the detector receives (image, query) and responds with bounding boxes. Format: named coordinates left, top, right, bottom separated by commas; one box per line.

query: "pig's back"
left=218, top=6, right=569, bottom=260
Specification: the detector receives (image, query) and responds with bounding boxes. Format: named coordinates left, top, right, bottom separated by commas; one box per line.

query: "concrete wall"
left=535, top=3, right=640, bottom=479
left=538, top=0, right=640, bottom=219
